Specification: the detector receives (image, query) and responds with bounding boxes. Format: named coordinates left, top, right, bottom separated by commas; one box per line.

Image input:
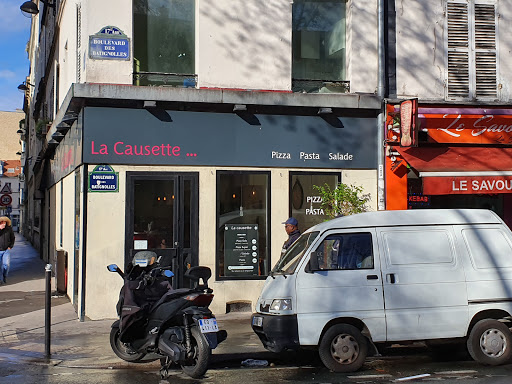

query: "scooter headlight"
left=270, top=299, right=292, bottom=312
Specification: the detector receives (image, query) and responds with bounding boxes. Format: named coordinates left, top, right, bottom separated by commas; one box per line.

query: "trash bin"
left=56, top=249, right=68, bottom=293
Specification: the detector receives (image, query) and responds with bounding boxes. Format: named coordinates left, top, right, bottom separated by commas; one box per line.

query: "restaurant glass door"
left=126, top=172, right=198, bottom=288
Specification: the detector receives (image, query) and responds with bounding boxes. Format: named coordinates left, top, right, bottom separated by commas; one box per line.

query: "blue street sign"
left=88, top=165, right=119, bottom=192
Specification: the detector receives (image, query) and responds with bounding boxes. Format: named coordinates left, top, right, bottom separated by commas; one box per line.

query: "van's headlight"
left=270, top=299, right=292, bottom=312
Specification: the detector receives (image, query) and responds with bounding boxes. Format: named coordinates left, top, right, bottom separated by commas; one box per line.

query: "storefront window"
left=133, top=0, right=195, bottom=86
left=290, top=172, right=340, bottom=231
left=133, top=179, right=175, bottom=250
left=217, top=171, right=270, bottom=279
left=292, top=0, right=347, bottom=89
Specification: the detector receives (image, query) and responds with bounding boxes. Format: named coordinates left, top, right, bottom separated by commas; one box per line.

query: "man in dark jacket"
left=281, top=217, right=301, bottom=256
left=0, top=216, right=15, bottom=284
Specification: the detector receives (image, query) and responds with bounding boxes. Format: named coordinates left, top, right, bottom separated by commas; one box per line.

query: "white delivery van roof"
left=305, top=209, right=503, bottom=234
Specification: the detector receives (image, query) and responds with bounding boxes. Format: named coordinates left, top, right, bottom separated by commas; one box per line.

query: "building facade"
left=0, top=111, right=25, bottom=232
left=384, top=0, right=512, bottom=228
left=22, top=0, right=382, bottom=319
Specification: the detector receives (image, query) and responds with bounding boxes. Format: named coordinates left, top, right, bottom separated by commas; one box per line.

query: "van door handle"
left=387, top=273, right=396, bottom=284
left=367, top=275, right=378, bottom=280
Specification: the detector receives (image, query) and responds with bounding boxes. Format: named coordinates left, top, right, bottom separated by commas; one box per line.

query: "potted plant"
left=35, top=118, right=51, bottom=138
left=313, top=182, right=371, bottom=218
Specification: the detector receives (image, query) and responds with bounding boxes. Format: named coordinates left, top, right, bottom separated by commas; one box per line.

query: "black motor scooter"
left=107, top=251, right=227, bottom=379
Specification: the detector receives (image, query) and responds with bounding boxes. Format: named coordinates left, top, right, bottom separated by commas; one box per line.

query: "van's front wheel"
left=467, top=319, right=512, bottom=365
left=318, top=324, right=367, bottom=372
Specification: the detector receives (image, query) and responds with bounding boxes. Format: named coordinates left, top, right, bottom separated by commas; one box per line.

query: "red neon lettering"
left=114, top=142, right=123, bottom=154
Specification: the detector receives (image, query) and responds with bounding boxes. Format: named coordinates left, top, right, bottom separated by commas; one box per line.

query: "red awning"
left=396, top=147, right=512, bottom=173
left=396, top=147, right=512, bottom=195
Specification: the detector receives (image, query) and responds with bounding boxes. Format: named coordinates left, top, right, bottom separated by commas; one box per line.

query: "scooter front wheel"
left=181, top=327, right=211, bottom=378
left=110, top=326, right=146, bottom=362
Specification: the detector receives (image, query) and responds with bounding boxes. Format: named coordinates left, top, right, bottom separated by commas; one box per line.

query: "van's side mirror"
left=306, top=251, right=319, bottom=273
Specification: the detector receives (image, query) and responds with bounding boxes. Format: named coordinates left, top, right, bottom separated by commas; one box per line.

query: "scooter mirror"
left=163, top=269, right=174, bottom=278
left=107, top=264, right=118, bottom=272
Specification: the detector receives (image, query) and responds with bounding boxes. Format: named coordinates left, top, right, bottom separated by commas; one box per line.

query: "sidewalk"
left=0, top=234, right=273, bottom=370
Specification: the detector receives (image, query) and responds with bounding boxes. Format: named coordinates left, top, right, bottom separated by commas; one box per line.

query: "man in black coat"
left=0, top=216, right=15, bottom=284
left=281, top=217, right=301, bottom=256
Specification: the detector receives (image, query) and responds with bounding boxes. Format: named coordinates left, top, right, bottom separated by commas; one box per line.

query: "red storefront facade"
left=385, top=105, right=512, bottom=228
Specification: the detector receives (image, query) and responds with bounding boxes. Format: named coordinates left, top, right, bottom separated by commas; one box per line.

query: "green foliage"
left=35, top=118, right=51, bottom=136
left=313, top=182, right=371, bottom=219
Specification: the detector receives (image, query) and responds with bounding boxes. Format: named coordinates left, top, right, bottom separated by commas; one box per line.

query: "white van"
left=251, top=209, right=512, bottom=372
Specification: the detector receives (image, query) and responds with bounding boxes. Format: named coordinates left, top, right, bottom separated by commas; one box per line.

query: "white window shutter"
left=447, top=1, right=470, bottom=98
left=474, top=3, right=497, bottom=98
left=446, top=0, right=498, bottom=101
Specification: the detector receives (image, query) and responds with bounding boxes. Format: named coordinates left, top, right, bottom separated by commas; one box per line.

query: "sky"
left=0, top=0, right=31, bottom=112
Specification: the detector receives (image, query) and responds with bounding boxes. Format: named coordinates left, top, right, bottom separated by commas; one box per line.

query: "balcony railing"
left=292, top=79, right=350, bottom=94
left=133, top=72, right=197, bottom=88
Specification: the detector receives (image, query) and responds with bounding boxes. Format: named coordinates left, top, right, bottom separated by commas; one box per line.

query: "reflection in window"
left=290, top=172, right=340, bottom=231
left=314, top=233, right=374, bottom=270
left=133, top=0, right=195, bottom=86
left=217, top=172, right=270, bottom=279
left=273, top=231, right=320, bottom=275
left=292, top=0, right=347, bottom=92
left=133, top=180, right=174, bottom=250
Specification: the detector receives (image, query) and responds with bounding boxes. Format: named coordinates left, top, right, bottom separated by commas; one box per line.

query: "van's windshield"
left=272, top=231, right=320, bottom=275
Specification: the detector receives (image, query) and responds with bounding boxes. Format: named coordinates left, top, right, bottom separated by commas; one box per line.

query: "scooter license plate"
left=199, top=318, right=219, bottom=333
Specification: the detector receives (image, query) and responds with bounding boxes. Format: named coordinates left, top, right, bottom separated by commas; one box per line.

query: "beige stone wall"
left=197, top=0, right=292, bottom=91
left=61, top=172, right=77, bottom=305
left=53, top=0, right=378, bottom=94
left=342, top=169, right=378, bottom=212
left=0, top=111, right=24, bottom=160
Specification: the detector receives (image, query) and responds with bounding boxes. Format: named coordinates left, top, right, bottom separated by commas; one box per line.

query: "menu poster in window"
left=224, top=225, right=259, bottom=276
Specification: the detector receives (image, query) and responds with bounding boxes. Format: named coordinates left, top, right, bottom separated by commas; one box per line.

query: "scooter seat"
left=151, top=288, right=195, bottom=310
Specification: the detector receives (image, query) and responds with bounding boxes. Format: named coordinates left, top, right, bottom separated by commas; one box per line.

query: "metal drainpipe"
left=377, top=0, right=386, bottom=211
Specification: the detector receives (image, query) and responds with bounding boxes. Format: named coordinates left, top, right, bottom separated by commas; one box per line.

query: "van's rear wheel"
left=467, top=319, right=512, bottom=365
left=318, top=324, right=367, bottom=372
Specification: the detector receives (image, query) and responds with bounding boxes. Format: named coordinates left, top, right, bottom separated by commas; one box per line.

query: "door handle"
left=367, top=275, right=379, bottom=280
left=386, top=273, right=396, bottom=284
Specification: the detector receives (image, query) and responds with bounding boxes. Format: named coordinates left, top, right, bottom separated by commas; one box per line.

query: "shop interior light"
left=144, top=100, right=172, bottom=122
left=318, top=107, right=344, bottom=128
left=52, top=132, right=65, bottom=141
left=233, top=104, right=247, bottom=112
left=61, top=114, right=78, bottom=125
left=56, top=121, right=71, bottom=133
left=17, top=129, right=24, bottom=134
left=233, top=104, right=260, bottom=126
left=47, top=139, right=59, bottom=147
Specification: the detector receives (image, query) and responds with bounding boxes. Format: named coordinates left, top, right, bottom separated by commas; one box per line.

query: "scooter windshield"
left=272, top=231, right=319, bottom=275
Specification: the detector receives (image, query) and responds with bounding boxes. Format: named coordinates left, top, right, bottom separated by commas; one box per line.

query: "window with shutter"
left=446, top=0, right=498, bottom=100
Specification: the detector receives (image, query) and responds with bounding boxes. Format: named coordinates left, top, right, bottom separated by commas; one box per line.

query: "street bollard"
left=45, top=263, right=52, bottom=360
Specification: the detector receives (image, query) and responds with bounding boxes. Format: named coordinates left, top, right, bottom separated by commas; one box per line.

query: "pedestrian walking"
left=0, top=216, right=15, bottom=284
left=281, top=217, right=301, bottom=255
